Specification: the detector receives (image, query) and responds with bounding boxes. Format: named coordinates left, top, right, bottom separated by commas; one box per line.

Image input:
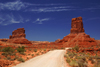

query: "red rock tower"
left=70, top=17, right=85, bottom=34
left=9, top=28, right=26, bottom=39
left=8, top=28, right=32, bottom=45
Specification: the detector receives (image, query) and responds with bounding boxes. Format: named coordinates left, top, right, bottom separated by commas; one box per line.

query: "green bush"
left=68, top=53, right=75, bottom=58
left=2, top=52, right=9, bottom=57
left=34, top=49, right=37, bottom=52
left=28, top=54, right=30, bottom=55
left=32, top=54, right=34, bottom=57
left=64, top=54, right=68, bottom=58
left=77, top=59, right=87, bottom=67
left=14, top=56, right=19, bottom=60
left=17, top=57, right=25, bottom=62
left=2, top=52, right=16, bottom=56
left=20, top=52, right=26, bottom=55
left=95, top=60, right=100, bottom=67
left=2, top=47, right=14, bottom=52
left=7, top=56, right=11, bottom=60
left=27, top=57, right=29, bottom=59
left=44, top=49, right=46, bottom=51
left=69, top=60, right=78, bottom=67
left=72, top=45, right=79, bottom=52
left=66, top=58, right=71, bottom=63
left=10, top=58, right=15, bottom=61
left=17, top=46, right=26, bottom=53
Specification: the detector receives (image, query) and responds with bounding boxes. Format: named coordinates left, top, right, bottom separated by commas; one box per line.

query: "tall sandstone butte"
left=9, top=28, right=26, bottom=39
left=8, top=28, right=32, bottom=45
left=70, top=17, right=84, bottom=34
left=58, top=17, right=97, bottom=47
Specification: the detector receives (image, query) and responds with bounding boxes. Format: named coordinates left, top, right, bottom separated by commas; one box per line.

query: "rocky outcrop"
left=0, top=39, right=9, bottom=42
left=70, top=17, right=84, bottom=34
left=55, top=39, right=61, bottom=43
left=58, top=17, right=97, bottom=47
left=8, top=28, right=32, bottom=45
left=9, top=28, right=26, bottom=39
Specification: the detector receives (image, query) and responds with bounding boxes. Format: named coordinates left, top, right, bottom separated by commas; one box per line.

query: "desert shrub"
left=68, top=53, right=75, bottom=58
left=2, top=52, right=8, bottom=57
left=2, top=52, right=16, bottom=56
left=94, top=55, right=100, bottom=59
left=41, top=52, right=44, bottom=54
left=64, top=54, right=68, bottom=58
left=32, top=54, right=34, bottom=57
left=88, top=56, right=93, bottom=61
left=4, top=58, right=6, bottom=60
left=69, top=60, right=78, bottom=67
left=2, top=47, right=14, bottom=52
left=66, top=58, right=71, bottom=63
left=44, top=49, right=46, bottom=51
left=72, top=45, right=79, bottom=52
left=91, top=59, right=95, bottom=64
left=34, top=49, right=37, bottom=52
left=14, top=56, right=19, bottom=60
left=77, top=59, right=87, bottom=67
left=10, top=58, right=15, bottom=61
left=28, top=54, right=30, bottom=55
left=61, top=47, right=64, bottom=49
left=7, top=56, right=11, bottom=60
left=20, top=52, right=26, bottom=55
left=17, top=46, right=26, bottom=53
left=17, top=57, right=25, bottom=62
left=27, top=57, right=29, bottom=59
left=94, top=60, right=100, bottom=67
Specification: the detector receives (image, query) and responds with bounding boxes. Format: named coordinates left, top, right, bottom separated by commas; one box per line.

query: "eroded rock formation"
left=58, top=17, right=97, bottom=47
left=9, top=28, right=26, bottom=39
left=70, top=17, right=84, bottom=34
left=8, top=28, right=32, bottom=45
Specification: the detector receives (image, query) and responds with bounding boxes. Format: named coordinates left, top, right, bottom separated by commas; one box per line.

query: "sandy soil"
left=13, top=50, right=67, bottom=67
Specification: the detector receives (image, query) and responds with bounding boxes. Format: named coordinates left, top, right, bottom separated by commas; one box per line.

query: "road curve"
left=13, top=50, right=67, bottom=67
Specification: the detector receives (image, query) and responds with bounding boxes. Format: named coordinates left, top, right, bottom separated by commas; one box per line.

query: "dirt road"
left=13, top=50, right=67, bottom=67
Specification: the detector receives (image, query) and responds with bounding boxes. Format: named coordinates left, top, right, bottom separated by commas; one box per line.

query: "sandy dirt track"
left=13, top=50, right=67, bottom=67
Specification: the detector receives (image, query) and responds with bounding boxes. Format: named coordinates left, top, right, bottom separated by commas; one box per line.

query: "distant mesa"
left=7, top=28, right=32, bottom=45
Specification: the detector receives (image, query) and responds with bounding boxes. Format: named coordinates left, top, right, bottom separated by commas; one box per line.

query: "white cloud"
left=26, top=6, right=74, bottom=12
left=0, top=0, right=26, bottom=11
left=0, top=13, right=25, bottom=25
left=0, top=0, right=75, bottom=12
left=33, top=18, right=50, bottom=24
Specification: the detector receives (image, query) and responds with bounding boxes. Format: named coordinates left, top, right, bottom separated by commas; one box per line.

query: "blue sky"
left=0, top=0, right=100, bottom=42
